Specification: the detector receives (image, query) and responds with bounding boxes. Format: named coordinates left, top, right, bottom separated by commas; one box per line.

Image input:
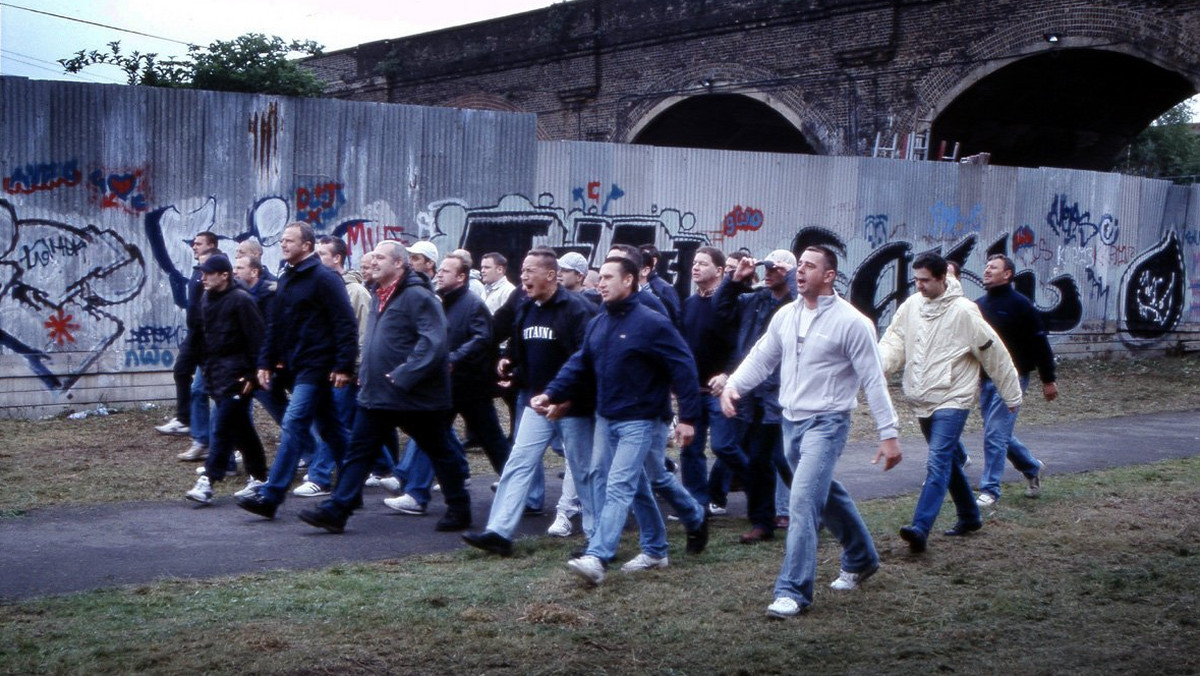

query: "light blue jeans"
left=306, top=382, right=357, bottom=489
left=485, top=407, right=594, bottom=540
left=773, top=412, right=877, bottom=607
left=632, top=420, right=705, bottom=555
left=978, top=376, right=1042, bottom=499
left=585, top=417, right=660, bottom=562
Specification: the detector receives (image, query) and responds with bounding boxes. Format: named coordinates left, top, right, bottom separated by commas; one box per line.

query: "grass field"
left=0, top=355, right=1198, bottom=673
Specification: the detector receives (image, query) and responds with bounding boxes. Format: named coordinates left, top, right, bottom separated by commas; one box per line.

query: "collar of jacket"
left=284, top=253, right=320, bottom=276
left=439, top=283, right=469, bottom=306
left=921, top=275, right=964, bottom=320
left=604, top=293, right=639, bottom=316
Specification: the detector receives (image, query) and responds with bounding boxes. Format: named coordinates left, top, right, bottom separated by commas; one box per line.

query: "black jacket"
left=357, top=269, right=451, bottom=411
left=976, top=284, right=1057, bottom=383
left=715, top=270, right=796, bottom=423
left=197, top=283, right=264, bottom=398
left=258, top=254, right=357, bottom=386
left=440, top=284, right=495, bottom=400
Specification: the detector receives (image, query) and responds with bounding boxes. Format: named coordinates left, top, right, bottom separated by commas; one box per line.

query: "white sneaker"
left=708, top=503, right=728, bottom=516
left=621, top=553, right=668, bottom=572
left=976, top=492, right=997, bottom=507
left=766, top=596, right=801, bottom=618
left=186, top=475, right=212, bottom=505
left=177, top=441, right=207, bottom=461
left=830, top=563, right=878, bottom=591
left=383, top=494, right=426, bottom=515
left=292, top=481, right=330, bottom=497
left=156, top=418, right=191, bottom=436
left=567, top=554, right=606, bottom=585
left=234, top=477, right=266, bottom=499
left=364, top=474, right=383, bottom=487
left=547, top=512, right=574, bottom=538
left=378, top=476, right=402, bottom=494
left=196, top=465, right=207, bottom=475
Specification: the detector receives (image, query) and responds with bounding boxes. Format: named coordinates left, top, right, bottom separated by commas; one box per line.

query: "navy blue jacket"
left=545, top=294, right=701, bottom=424
left=682, top=290, right=735, bottom=389
left=646, top=271, right=682, bottom=328
left=439, top=284, right=494, bottom=401
left=977, top=284, right=1057, bottom=383
left=197, top=284, right=264, bottom=398
left=357, top=269, right=451, bottom=411
left=246, top=277, right=276, bottom=327
left=715, top=269, right=796, bottom=423
left=258, top=254, right=357, bottom=386
left=508, top=286, right=598, bottom=414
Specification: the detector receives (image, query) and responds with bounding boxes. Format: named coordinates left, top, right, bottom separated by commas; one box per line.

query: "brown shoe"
left=739, top=526, right=774, bottom=544
left=774, top=516, right=790, bottom=530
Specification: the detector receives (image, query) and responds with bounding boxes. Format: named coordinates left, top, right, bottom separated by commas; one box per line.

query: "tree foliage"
left=1117, top=100, right=1200, bottom=183
left=60, top=34, right=325, bottom=97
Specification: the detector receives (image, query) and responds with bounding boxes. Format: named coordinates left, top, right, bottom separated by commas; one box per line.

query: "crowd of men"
left=160, top=223, right=1057, bottom=618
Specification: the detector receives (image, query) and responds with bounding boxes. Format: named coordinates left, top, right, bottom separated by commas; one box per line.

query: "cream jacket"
left=878, top=276, right=1022, bottom=417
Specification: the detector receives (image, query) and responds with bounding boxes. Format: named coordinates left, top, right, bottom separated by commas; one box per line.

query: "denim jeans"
left=397, top=426, right=471, bottom=507
left=322, top=408, right=469, bottom=518
left=258, top=382, right=348, bottom=505
left=774, top=412, right=876, bottom=607
left=680, top=394, right=748, bottom=507
left=190, top=369, right=210, bottom=447
left=978, top=376, right=1042, bottom=499
left=486, top=406, right=594, bottom=540
left=633, top=420, right=705, bottom=557
left=204, top=394, right=267, bottom=483
left=305, top=383, right=358, bottom=489
left=911, top=408, right=979, bottom=535
left=586, top=417, right=660, bottom=562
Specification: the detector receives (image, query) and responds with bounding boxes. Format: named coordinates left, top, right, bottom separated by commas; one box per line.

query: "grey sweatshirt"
left=727, top=292, right=899, bottom=440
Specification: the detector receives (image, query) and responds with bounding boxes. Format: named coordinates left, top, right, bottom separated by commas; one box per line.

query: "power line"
left=0, top=49, right=126, bottom=83
left=0, top=1, right=192, bottom=47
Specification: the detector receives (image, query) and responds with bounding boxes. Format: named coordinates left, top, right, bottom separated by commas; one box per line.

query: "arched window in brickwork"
left=631, top=94, right=816, bottom=154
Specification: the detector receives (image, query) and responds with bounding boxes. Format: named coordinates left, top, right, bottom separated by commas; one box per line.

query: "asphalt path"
left=1, top=409, right=1197, bottom=601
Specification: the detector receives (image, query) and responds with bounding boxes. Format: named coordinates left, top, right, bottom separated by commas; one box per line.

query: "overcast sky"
left=0, top=0, right=560, bottom=84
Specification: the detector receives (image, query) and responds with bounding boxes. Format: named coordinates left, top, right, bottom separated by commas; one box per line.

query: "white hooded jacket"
left=878, top=276, right=1022, bottom=417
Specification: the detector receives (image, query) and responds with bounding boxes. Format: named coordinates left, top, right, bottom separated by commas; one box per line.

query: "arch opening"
left=931, top=49, right=1195, bottom=171
left=631, top=94, right=816, bottom=154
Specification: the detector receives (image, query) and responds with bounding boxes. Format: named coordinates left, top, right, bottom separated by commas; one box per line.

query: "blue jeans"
left=978, top=377, right=1042, bottom=499
left=486, top=407, right=594, bottom=540
left=190, top=369, right=210, bottom=447
left=680, top=393, right=748, bottom=508
left=633, top=420, right=704, bottom=557
left=911, top=408, right=980, bottom=535
left=774, top=412, right=876, bottom=607
left=306, top=383, right=358, bottom=489
left=586, top=417, right=660, bottom=562
left=258, top=382, right=348, bottom=505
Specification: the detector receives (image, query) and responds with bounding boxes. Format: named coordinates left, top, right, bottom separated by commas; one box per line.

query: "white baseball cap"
left=558, top=252, right=588, bottom=276
left=760, top=249, right=796, bottom=270
left=406, top=240, right=438, bottom=262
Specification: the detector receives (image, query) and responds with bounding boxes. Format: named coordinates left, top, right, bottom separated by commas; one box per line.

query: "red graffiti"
left=3, top=160, right=82, bottom=195
left=44, top=309, right=80, bottom=347
left=295, top=181, right=346, bottom=226
left=587, top=181, right=600, bottom=201
left=1012, top=225, right=1035, bottom=251
left=722, top=205, right=764, bottom=237
left=87, top=167, right=150, bottom=212
left=341, top=221, right=412, bottom=259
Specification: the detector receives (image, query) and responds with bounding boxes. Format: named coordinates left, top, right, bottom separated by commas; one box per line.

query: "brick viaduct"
left=304, top=0, right=1200, bottom=172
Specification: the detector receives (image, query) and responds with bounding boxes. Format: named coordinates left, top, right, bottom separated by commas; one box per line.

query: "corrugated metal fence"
left=1, top=77, right=1196, bottom=417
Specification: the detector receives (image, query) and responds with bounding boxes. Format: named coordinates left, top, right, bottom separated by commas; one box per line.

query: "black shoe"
left=522, top=506, right=545, bottom=517
left=298, top=507, right=346, bottom=534
left=739, top=526, right=774, bottom=544
left=899, top=525, right=927, bottom=553
left=664, top=457, right=678, bottom=474
left=235, top=493, right=278, bottom=520
left=686, top=516, right=709, bottom=555
left=435, top=510, right=472, bottom=532
left=943, top=521, right=983, bottom=537
left=462, top=530, right=514, bottom=557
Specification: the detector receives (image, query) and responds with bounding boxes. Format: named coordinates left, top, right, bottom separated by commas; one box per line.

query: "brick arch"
left=913, top=8, right=1200, bottom=129
left=614, top=63, right=836, bottom=155
left=439, top=93, right=552, bottom=140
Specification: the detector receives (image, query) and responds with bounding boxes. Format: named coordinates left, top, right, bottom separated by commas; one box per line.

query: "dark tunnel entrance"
left=632, top=94, right=817, bottom=154
left=932, top=49, right=1195, bottom=171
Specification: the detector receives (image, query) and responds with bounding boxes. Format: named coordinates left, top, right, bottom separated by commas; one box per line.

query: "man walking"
left=235, top=222, right=357, bottom=519
left=878, top=253, right=1022, bottom=553
left=972, top=253, right=1056, bottom=506
left=461, top=248, right=597, bottom=556
left=480, top=252, right=516, bottom=314
left=721, top=246, right=902, bottom=619
left=185, top=254, right=270, bottom=504
left=297, top=240, right=472, bottom=533
left=535, top=256, right=706, bottom=586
